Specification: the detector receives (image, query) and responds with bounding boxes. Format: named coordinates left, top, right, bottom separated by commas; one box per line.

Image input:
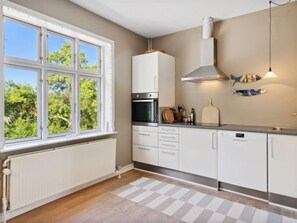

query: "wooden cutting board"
left=202, top=99, right=220, bottom=125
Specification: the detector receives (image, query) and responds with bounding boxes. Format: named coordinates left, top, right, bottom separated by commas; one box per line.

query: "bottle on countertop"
left=190, top=108, right=195, bottom=124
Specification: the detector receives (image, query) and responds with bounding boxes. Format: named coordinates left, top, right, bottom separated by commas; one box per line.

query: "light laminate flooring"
left=9, top=170, right=297, bottom=223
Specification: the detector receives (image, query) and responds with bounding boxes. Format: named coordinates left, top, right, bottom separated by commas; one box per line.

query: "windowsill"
left=0, top=131, right=118, bottom=153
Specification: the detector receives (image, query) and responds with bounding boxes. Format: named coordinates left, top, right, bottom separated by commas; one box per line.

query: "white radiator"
left=6, top=138, right=116, bottom=212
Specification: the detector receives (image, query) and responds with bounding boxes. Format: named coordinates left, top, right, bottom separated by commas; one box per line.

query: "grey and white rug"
left=113, top=177, right=297, bottom=223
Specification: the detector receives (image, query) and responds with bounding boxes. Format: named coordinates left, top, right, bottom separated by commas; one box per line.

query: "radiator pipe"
left=2, top=159, right=11, bottom=223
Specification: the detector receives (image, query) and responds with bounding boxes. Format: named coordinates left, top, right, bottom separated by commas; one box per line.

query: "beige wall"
left=153, top=2, right=297, bottom=128
left=7, top=0, right=147, bottom=166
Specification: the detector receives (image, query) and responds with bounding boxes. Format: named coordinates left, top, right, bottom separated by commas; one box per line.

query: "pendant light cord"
left=269, top=1, right=272, bottom=70
left=268, top=0, right=292, bottom=70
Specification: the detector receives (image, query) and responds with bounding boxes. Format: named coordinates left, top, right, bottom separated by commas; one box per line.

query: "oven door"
left=132, top=98, right=158, bottom=126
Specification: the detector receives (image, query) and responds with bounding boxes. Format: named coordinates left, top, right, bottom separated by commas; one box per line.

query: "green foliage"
left=48, top=74, right=72, bottom=135
left=80, top=79, right=98, bottom=131
left=4, top=41, right=99, bottom=141
left=4, top=81, right=37, bottom=140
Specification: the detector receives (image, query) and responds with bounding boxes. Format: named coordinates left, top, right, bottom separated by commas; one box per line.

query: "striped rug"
left=113, top=177, right=297, bottom=223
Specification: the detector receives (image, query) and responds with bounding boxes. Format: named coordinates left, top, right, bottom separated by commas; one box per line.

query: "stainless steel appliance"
left=132, top=93, right=158, bottom=126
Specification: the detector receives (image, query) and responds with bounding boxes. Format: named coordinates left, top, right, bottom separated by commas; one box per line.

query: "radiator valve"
left=116, top=166, right=122, bottom=179
left=3, top=168, right=11, bottom=176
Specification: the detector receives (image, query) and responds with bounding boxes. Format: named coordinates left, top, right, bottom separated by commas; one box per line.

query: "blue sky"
left=4, top=19, right=98, bottom=87
left=5, top=67, right=38, bottom=88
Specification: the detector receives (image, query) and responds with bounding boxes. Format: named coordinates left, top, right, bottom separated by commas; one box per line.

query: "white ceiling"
left=70, top=0, right=289, bottom=38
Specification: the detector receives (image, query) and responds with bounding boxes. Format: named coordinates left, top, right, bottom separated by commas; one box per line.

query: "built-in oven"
left=132, top=92, right=158, bottom=126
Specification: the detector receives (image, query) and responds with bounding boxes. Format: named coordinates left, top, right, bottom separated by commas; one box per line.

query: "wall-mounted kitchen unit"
left=132, top=52, right=175, bottom=107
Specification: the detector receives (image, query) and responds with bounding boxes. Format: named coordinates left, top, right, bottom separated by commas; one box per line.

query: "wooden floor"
left=9, top=170, right=297, bottom=223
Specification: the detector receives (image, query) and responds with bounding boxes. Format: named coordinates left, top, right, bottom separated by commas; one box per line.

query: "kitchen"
left=1, top=0, right=297, bottom=222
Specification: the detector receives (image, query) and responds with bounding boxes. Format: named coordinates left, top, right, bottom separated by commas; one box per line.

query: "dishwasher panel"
left=218, top=130, right=267, bottom=192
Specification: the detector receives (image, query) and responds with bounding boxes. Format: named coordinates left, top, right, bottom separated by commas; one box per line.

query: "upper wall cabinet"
left=132, top=52, right=175, bottom=107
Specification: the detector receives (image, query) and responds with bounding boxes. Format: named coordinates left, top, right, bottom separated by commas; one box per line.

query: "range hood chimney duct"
left=181, top=17, right=229, bottom=82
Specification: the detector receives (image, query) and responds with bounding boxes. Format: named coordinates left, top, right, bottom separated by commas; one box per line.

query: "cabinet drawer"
left=159, top=141, right=179, bottom=150
left=133, top=131, right=158, bottom=147
left=159, top=126, right=179, bottom=134
left=133, top=145, right=158, bottom=166
left=133, top=125, right=158, bottom=133
left=159, top=149, right=179, bottom=170
left=159, top=133, right=179, bottom=142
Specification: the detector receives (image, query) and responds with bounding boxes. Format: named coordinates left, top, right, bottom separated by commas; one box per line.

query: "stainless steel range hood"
left=181, top=19, right=229, bottom=82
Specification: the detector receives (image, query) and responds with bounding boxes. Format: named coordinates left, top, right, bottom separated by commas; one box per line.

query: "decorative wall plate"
left=232, top=89, right=267, bottom=96
left=230, top=74, right=261, bottom=86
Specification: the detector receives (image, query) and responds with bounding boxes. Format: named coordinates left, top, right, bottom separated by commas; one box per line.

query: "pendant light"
left=264, top=1, right=277, bottom=78
left=264, top=0, right=292, bottom=78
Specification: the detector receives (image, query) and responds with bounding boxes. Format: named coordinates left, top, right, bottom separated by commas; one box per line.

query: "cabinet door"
left=133, top=145, right=158, bottom=166
left=268, top=134, right=297, bottom=198
left=159, top=149, right=179, bottom=170
left=132, top=131, right=158, bottom=147
left=132, top=53, right=158, bottom=93
left=179, top=128, right=217, bottom=179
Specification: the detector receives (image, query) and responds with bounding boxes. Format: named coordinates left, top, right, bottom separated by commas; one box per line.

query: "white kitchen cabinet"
left=218, top=131, right=267, bottom=192
left=132, top=52, right=175, bottom=107
left=179, top=128, right=217, bottom=179
left=133, top=145, right=159, bottom=166
left=133, top=125, right=159, bottom=165
left=268, top=134, right=297, bottom=198
left=158, top=126, right=179, bottom=170
left=159, top=149, right=179, bottom=170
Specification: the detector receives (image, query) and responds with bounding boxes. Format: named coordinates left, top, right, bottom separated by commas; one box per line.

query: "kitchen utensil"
left=164, top=109, right=174, bottom=123
left=202, top=98, right=219, bottom=125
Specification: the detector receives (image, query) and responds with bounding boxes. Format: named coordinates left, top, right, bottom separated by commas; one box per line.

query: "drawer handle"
left=271, top=137, right=274, bottom=158
left=138, top=133, right=150, bottom=136
left=161, top=136, right=175, bottom=139
left=139, top=147, right=150, bottom=151
left=161, top=128, right=175, bottom=131
left=161, top=151, right=176, bottom=155
left=233, top=139, right=247, bottom=142
left=161, top=143, right=175, bottom=147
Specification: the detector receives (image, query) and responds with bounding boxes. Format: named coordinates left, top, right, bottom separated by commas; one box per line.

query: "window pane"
left=48, top=73, right=72, bottom=135
left=4, top=20, right=39, bottom=61
left=80, top=78, right=99, bottom=131
left=47, top=34, right=73, bottom=67
left=4, top=67, right=38, bottom=140
left=79, top=43, right=99, bottom=72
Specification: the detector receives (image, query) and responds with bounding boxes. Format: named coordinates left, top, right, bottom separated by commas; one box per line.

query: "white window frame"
left=78, top=40, right=101, bottom=75
left=46, top=70, right=75, bottom=138
left=3, top=64, right=42, bottom=143
left=46, top=30, right=76, bottom=70
left=3, top=16, right=41, bottom=64
left=0, top=0, right=115, bottom=152
left=78, top=75, right=101, bottom=134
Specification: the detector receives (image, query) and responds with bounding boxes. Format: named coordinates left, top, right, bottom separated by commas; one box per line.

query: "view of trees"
left=4, top=42, right=99, bottom=140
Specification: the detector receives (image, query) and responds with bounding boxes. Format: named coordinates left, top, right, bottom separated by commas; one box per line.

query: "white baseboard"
left=1, top=163, right=134, bottom=222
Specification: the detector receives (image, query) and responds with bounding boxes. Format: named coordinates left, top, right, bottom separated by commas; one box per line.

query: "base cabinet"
left=158, top=126, right=179, bottom=170
left=268, top=134, right=297, bottom=199
left=159, top=149, right=179, bottom=170
left=132, top=125, right=159, bottom=165
left=179, top=128, right=217, bottom=179
left=133, top=145, right=158, bottom=166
